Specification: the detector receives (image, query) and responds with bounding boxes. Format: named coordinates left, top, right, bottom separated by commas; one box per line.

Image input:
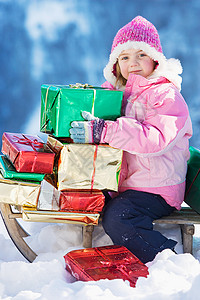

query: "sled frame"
left=0, top=204, right=199, bottom=262
left=0, top=203, right=94, bottom=262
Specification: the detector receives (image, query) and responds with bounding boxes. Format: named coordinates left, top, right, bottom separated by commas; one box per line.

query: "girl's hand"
left=69, top=111, right=105, bottom=144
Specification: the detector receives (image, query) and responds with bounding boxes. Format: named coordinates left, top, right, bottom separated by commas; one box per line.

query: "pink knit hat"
left=103, top=16, right=183, bottom=90
left=112, top=16, right=162, bottom=54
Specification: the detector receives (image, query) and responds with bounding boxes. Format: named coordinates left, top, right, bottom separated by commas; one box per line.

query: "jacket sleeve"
left=101, top=86, right=192, bottom=156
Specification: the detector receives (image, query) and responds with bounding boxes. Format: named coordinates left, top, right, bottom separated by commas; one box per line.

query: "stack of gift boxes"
left=0, top=84, right=123, bottom=226
left=0, top=83, right=150, bottom=286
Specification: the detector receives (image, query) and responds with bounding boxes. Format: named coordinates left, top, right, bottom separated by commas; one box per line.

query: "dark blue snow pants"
left=102, top=190, right=177, bottom=264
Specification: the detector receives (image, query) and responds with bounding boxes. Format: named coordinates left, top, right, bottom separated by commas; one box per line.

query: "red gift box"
left=1, top=132, right=55, bottom=174
left=64, top=245, right=149, bottom=287
left=60, top=190, right=105, bottom=212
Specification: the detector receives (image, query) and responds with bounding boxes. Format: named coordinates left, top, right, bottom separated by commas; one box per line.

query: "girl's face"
left=118, top=48, right=156, bottom=79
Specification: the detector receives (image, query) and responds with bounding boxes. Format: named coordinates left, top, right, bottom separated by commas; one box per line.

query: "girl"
left=70, top=16, right=193, bottom=263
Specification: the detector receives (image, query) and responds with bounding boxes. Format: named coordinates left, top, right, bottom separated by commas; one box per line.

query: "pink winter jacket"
left=101, top=74, right=193, bottom=210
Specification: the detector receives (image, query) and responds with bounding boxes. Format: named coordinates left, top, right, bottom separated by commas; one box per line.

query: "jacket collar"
left=127, top=74, right=169, bottom=87
left=124, top=74, right=169, bottom=98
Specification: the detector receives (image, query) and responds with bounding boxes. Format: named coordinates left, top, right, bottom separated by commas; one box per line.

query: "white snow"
left=1, top=213, right=200, bottom=299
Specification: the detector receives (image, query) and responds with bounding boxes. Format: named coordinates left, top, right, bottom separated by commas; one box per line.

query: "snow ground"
left=1, top=214, right=200, bottom=300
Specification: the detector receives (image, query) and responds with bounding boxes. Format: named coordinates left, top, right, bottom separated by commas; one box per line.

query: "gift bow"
left=11, top=135, right=45, bottom=173
left=13, top=135, right=44, bottom=151
left=96, top=248, right=135, bottom=276
left=99, top=258, right=138, bottom=287
left=69, top=83, right=93, bottom=89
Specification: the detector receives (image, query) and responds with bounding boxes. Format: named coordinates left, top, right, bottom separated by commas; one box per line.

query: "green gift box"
left=184, top=147, right=200, bottom=214
left=0, top=155, right=45, bottom=183
left=40, top=83, right=123, bottom=137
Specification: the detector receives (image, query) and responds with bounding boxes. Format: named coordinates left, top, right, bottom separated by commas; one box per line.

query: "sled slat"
left=8, top=213, right=23, bottom=219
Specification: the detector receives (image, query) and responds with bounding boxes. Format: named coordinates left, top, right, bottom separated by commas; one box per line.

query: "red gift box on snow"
left=60, top=190, right=105, bottom=212
left=1, top=132, right=55, bottom=174
left=64, top=245, right=149, bottom=287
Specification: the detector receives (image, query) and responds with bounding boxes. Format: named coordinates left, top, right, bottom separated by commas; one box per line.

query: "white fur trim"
left=103, top=41, right=183, bottom=91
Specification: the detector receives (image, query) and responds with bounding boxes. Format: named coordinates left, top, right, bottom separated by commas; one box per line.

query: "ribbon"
left=69, top=83, right=96, bottom=117
left=93, top=247, right=138, bottom=286
left=185, top=168, right=200, bottom=198
left=42, top=85, right=57, bottom=133
left=90, top=145, right=98, bottom=190
left=44, top=86, right=51, bottom=132
left=91, top=89, right=96, bottom=116
left=12, top=135, right=44, bottom=172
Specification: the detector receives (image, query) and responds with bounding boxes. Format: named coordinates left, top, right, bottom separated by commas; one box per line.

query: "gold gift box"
left=0, top=174, right=40, bottom=207
left=22, top=207, right=100, bottom=225
left=58, top=144, right=122, bottom=191
left=47, top=136, right=122, bottom=192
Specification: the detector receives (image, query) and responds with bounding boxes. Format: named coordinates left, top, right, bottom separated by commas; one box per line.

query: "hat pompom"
left=167, top=58, right=183, bottom=74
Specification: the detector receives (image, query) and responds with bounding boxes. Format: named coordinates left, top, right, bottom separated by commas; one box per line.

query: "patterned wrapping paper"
left=40, top=84, right=123, bottom=137
left=57, top=144, right=122, bottom=191
left=22, top=207, right=100, bottom=225
left=1, top=132, right=55, bottom=173
left=0, top=155, right=45, bottom=182
left=64, top=245, right=149, bottom=287
left=0, top=174, right=40, bottom=207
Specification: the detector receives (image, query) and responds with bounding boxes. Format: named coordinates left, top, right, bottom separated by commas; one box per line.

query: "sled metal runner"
left=0, top=203, right=95, bottom=262
left=0, top=203, right=37, bottom=262
left=0, top=203, right=199, bottom=262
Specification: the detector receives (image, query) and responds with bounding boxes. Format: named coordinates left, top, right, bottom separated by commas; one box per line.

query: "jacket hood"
left=103, top=41, right=183, bottom=91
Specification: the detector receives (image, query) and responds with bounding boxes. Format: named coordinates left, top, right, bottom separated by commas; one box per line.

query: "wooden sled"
left=1, top=203, right=200, bottom=263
